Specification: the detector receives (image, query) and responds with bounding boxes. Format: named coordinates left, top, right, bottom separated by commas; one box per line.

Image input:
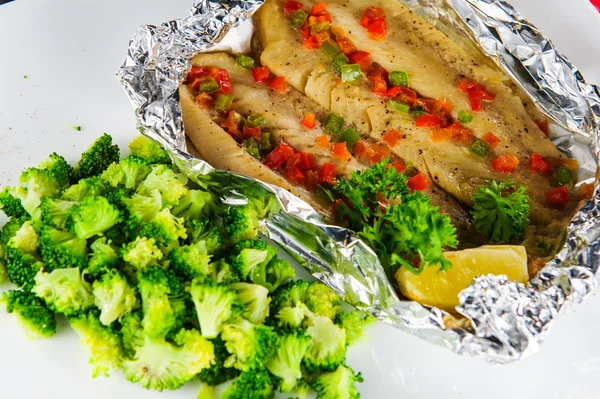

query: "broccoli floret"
left=303, top=316, right=347, bottom=373
left=40, top=197, right=76, bottom=229
left=254, top=257, right=295, bottom=293
left=265, top=331, right=312, bottom=392
left=198, top=336, right=241, bottom=386
left=0, top=290, right=56, bottom=339
left=222, top=205, right=261, bottom=243
left=100, top=156, right=151, bottom=190
left=38, top=152, right=72, bottom=187
left=221, top=367, right=274, bottom=399
left=0, top=248, right=7, bottom=284
left=4, top=246, right=44, bottom=291
left=61, top=176, right=106, bottom=202
left=121, top=311, right=144, bottom=358
left=85, top=237, right=119, bottom=278
left=92, top=270, right=138, bottom=326
left=122, top=328, right=215, bottom=391
left=230, top=240, right=277, bottom=280
left=169, top=241, right=211, bottom=281
left=122, top=236, right=163, bottom=271
left=186, top=220, right=224, bottom=255
left=128, top=135, right=171, bottom=165
left=274, top=303, right=312, bottom=330
left=9, top=220, right=39, bottom=254
left=207, top=259, right=239, bottom=284
left=172, top=190, right=216, bottom=220
left=139, top=208, right=187, bottom=244
left=272, top=281, right=341, bottom=321
left=189, top=281, right=242, bottom=339
left=313, top=365, right=363, bottom=399
left=0, top=187, right=26, bottom=218
left=38, top=225, right=88, bottom=271
left=71, top=133, right=120, bottom=181
left=335, top=311, right=376, bottom=346
left=137, top=165, right=188, bottom=208
left=222, top=318, right=277, bottom=371
left=137, top=266, right=187, bottom=338
left=33, top=267, right=94, bottom=316
left=12, top=168, right=61, bottom=217
left=231, top=282, right=271, bottom=325
left=69, top=309, right=124, bottom=377
left=0, top=216, right=28, bottom=245
left=121, top=190, right=163, bottom=224
left=66, top=195, right=122, bottom=239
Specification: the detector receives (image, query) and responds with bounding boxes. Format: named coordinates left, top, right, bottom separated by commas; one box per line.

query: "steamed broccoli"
left=32, top=268, right=94, bottom=316
left=303, top=316, right=347, bottom=373
left=253, top=257, right=295, bottom=293
left=335, top=311, right=376, bottom=346
left=86, top=237, right=119, bottom=278
left=230, top=240, right=277, bottom=280
left=0, top=248, right=7, bottom=284
left=0, top=290, right=56, bottom=339
left=61, top=176, right=106, bottom=202
left=186, top=219, right=224, bottom=254
left=222, top=318, right=277, bottom=371
left=121, top=190, right=163, bottom=226
left=38, top=225, right=88, bottom=271
left=207, top=259, right=239, bottom=284
left=274, top=303, right=312, bottom=330
left=92, top=270, right=138, bottom=325
left=11, top=167, right=62, bottom=217
left=38, top=152, right=72, bottom=187
left=189, top=281, right=242, bottom=339
left=169, top=240, right=211, bottom=281
left=222, top=205, right=261, bottom=243
left=122, top=236, right=163, bottom=270
left=71, top=133, right=120, bottom=181
left=139, top=208, right=187, bottom=244
left=122, top=328, right=215, bottom=391
left=272, top=281, right=341, bottom=321
left=69, top=309, right=124, bottom=377
left=100, top=156, right=150, bottom=189
left=121, top=311, right=144, bottom=358
left=265, top=331, right=312, bottom=392
left=128, top=135, right=171, bottom=165
left=137, top=165, right=188, bottom=208
left=9, top=220, right=39, bottom=254
left=231, top=282, right=271, bottom=325
left=221, top=367, right=274, bottom=399
left=4, top=247, right=44, bottom=291
left=66, top=195, right=122, bottom=239
left=172, top=190, right=216, bottom=221
left=40, top=197, right=76, bottom=229
left=313, top=365, right=363, bottom=399
left=0, top=187, right=26, bottom=218
left=198, top=336, right=241, bottom=386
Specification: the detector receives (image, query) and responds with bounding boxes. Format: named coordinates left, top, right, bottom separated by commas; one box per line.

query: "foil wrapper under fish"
left=118, top=0, right=600, bottom=363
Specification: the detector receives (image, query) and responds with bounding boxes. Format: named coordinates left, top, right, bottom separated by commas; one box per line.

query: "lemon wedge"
left=395, top=245, right=529, bottom=312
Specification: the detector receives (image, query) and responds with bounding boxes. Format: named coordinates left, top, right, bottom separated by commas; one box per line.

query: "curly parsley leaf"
left=471, top=179, right=530, bottom=243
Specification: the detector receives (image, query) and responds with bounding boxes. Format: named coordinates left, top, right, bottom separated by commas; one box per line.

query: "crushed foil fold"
left=118, top=0, right=600, bottom=363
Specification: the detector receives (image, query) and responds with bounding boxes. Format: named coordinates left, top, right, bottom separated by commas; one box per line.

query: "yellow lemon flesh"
left=395, top=245, right=529, bottom=313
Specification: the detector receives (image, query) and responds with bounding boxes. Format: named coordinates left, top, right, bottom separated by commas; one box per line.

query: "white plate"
left=1, top=1, right=599, bottom=398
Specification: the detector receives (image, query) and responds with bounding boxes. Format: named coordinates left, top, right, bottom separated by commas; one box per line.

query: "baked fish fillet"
left=256, top=0, right=578, bottom=234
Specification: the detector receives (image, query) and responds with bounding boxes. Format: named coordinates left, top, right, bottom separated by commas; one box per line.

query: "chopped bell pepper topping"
left=194, top=93, right=214, bottom=110
left=529, top=153, right=550, bottom=174
left=340, top=64, right=362, bottom=83
left=407, top=173, right=430, bottom=191
left=290, top=9, right=309, bottom=28
left=389, top=100, right=410, bottom=114
left=318, top=163, right=337, bottom=184
left=246, top=114, right=267, bottom=127
left=198, top=78, right=220, bottom=93
left=348, top=51, right=372, bottom=72
left=382, top=129, right=402, bottom=147
left=301, top=113, right=317, bottom=129
left=331, top=53, right=350, bottom=75
left=235, top=54, right=254, bottom=70
left=265, top=142, right=295, bottom=169
left=243, top=139, right=261, bottom=159
left=546, top=186, right=570, bottom=207
left=536, top=119, right=550, bottom=137
left=315, top=135, right=330, bottom=148
left=251, top=67, right=270, bottom=83
left=283, top=0, right=304, bottom=14
left=268, top=76, right=287, bottom=93
left=213, top=94, right=233, bottom=113
left=415, top=114, right=443, bottom=128
left=483, top=131, right=500, bottom=148
left=242, top=125, right=262, bottom=141
left=324, top=113, right=344, bottom=134
left=360, top=7, right=387, bottom=41
left=339, top=128, right=360, bottom=149
left=330, top=142, right=352, bottom=162
left=469, top=139, right=490, bottom=158
left=491, top=154, right=519, bottom=173
left=320, top=39, right=341, bottom=59
left=388, top=71, right=409, bottom=87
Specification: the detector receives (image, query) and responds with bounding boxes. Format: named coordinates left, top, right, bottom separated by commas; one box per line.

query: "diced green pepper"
left=243, top=139, right=260, bottom=159
left=458, top=110, right=473, bottom=124
left=339, top=128, right=360, bottom=149
left=331, top=54, right=350, bottom=75
left=469, top=139, right=490, bottom=157
left=213, top=94, right=233, bottom=113
left=410, top=110, right=428, bottom=117
left=235, top=54, right=255, bottom=70
left=290, top=10, right=309, bottom=29
left=324, top=113, right=344, bottom=135
left=198, top=78, right=220, bottom=93
left=340, top=64, right=362, bottom=83
left=316, top=183, right=337, bottom=204
left=388, top=71, right=409, bottom=87
left=311, top=22, right=330, bottom=34
left=389, top=100, right=410, bottom=114
left=246, top=114, right=267, bottom=127
left=555, top=168, right=572, bottom=186
left=320, top=40, right=341, bottom=59
left=257, top=132, right=272, bottom=151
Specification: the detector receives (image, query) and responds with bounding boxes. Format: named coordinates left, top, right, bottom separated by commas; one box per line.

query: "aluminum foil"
left=118, top=0, right=600, bottom=363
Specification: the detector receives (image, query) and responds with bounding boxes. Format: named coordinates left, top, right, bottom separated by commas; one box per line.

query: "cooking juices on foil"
left=118, top=0, right=600, bottom=363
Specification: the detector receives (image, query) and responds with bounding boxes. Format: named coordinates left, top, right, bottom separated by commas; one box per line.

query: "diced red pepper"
left=396, top=87, right=417, bottom=106
left=309, top=15, right=331, bottom=27
left=251, top=67, right=270, bottom=83
left=529, top=153, right=550, bottom=174
left=470, top=97, right=482, bottom=112
left=242, top=125, right=262, bottom=141
left=221, top=111, right=242, bottom=138
left=483, top=131, right=500, bottom=148
left=337, top=37, right=357, bottom=55
left=382, top=128, right=402, bottom=147
left=315, top=135, right=329, bottom=148
left=458, top=78, right=495, bottom=112
left=458, top=78, right=476, bottom=93
left=384, top=86, right=402, bottom=98
left=194, top=93, right=214, bottom=110
left=415, top=114, right=443, bottom=128
left=360, top=7, right=387, bottom=41
left=579, top=182, right=595, bottom=199
left=369, top=144, right=390, bottom=164
left=300, top=152, right=318, bottom=170
left=354, top=140, right=373, bottom=160
left=536, top=119, right=550, bottom=137
left=209, top=67, right=232, bottom=94
left=330, top=142, right=352, bottom=162
left=268, top=76, right=287, bottom=93
left=407, top=173, right=430, bottom=191
left=546, top=186, right=570, bottom=207
left=300, top=22, right=312, bottom=39
left=302, top=112, right=317, bottom=129
left=417, top=98, right=453, bottom=121
left=430, top=122, right=474, bottom=144
left=303, top=35, right=321, bottom=50
left=304, top=169, right=320, bottom=191
left=392, top=160, right=406, bottom=173
left=319, top=162, right=336, bottom=184
left=287, top=165, right=306, bottom=182
left=187, top=66, right=208, bottom=82
left=362, top=6, right=385, bottom=20
left=491, top=154, right=519, bottom=173
left=265, top=142, right=295, bottom=169
left=311, top=2, right=328, bottom=16
left=348, top=51, right=372, bottom=72
left=368, top=67, right=389, bottom=95
left=283, top=0, right=304, bottom=14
